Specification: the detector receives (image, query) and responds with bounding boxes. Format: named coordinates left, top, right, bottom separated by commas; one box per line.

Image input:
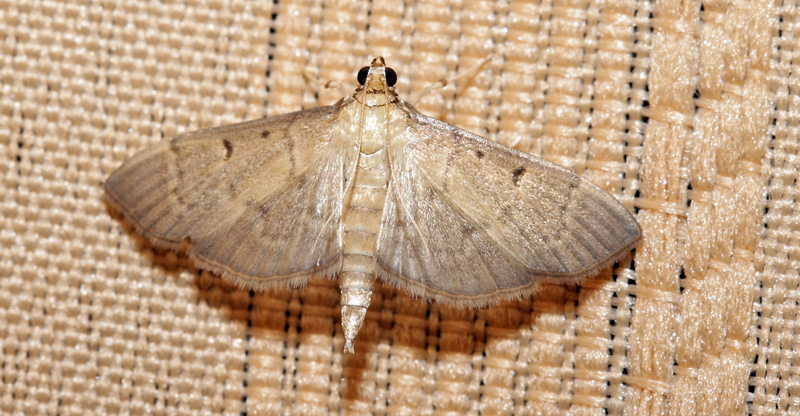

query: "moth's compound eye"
left=385, top=68, right=397, bottom=87
left=357, top=67, right=370, bottom=85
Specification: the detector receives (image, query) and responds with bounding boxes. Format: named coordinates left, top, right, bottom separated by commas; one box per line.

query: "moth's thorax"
left=361, top=104, right=389, bottom=155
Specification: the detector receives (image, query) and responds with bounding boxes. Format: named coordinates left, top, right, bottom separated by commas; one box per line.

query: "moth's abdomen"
left=343, top=153, right=388, bottom=260
left=340, top=146, right=389, bottom=353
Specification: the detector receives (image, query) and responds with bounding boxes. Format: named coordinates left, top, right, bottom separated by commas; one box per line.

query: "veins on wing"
left=410, top=142, right=533, bottom=276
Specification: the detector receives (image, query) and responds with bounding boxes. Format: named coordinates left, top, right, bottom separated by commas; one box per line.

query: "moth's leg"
left=302, top=70, right=349, bottom=97
left=326, top=81, right=349, bottom=98
left=410, top=55, right=493, bottom=105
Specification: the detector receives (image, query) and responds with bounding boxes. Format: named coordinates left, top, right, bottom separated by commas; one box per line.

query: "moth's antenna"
left=410, top=55, right=493, bottom=105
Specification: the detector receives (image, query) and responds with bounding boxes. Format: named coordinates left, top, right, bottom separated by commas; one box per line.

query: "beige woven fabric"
left=0, top=0, right=791, bottom=414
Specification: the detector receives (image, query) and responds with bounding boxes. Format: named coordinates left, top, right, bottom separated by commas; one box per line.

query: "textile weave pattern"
left=0, top=0, right=792, bottom=415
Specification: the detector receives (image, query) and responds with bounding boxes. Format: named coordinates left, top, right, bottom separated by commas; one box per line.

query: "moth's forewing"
left=375, top=104, right=640, bottom=307
left=105, top=106, right=355, bottom=289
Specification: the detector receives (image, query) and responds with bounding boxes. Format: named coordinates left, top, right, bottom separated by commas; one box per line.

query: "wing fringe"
left=105, top=191, right=340, bottom=290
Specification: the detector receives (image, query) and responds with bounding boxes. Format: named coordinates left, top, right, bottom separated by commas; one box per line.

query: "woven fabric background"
left=0, top=0, right=791, bottom=415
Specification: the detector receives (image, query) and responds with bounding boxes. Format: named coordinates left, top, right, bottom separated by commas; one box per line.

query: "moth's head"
left=356, top=56, right=397, bottom=96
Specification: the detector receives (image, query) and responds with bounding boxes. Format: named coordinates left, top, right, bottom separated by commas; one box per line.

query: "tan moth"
left=105, top=57, right=641, bottom=353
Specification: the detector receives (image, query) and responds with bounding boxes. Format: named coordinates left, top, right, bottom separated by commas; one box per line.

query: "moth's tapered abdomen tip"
left=341, top=305, right=366, bottom=354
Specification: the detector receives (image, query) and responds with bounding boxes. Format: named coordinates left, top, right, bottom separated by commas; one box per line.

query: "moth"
left=105, top=57, right=641, bottom=353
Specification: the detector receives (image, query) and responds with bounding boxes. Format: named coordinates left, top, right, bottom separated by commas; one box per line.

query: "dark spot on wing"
left=256, top=202, right=270, bottom=218
left=261, top=130, right=270, bottom=139
left=560, top=177, right=581, bottom=212
left=512, top=167, right=526, bottom=186
left=475, top=150, right=484, bottom=159
left=223, top=139, right=233, bottom=160
left=460, top=222, right=477, bottom=237
left=540, top=232, right=551, bottom=244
